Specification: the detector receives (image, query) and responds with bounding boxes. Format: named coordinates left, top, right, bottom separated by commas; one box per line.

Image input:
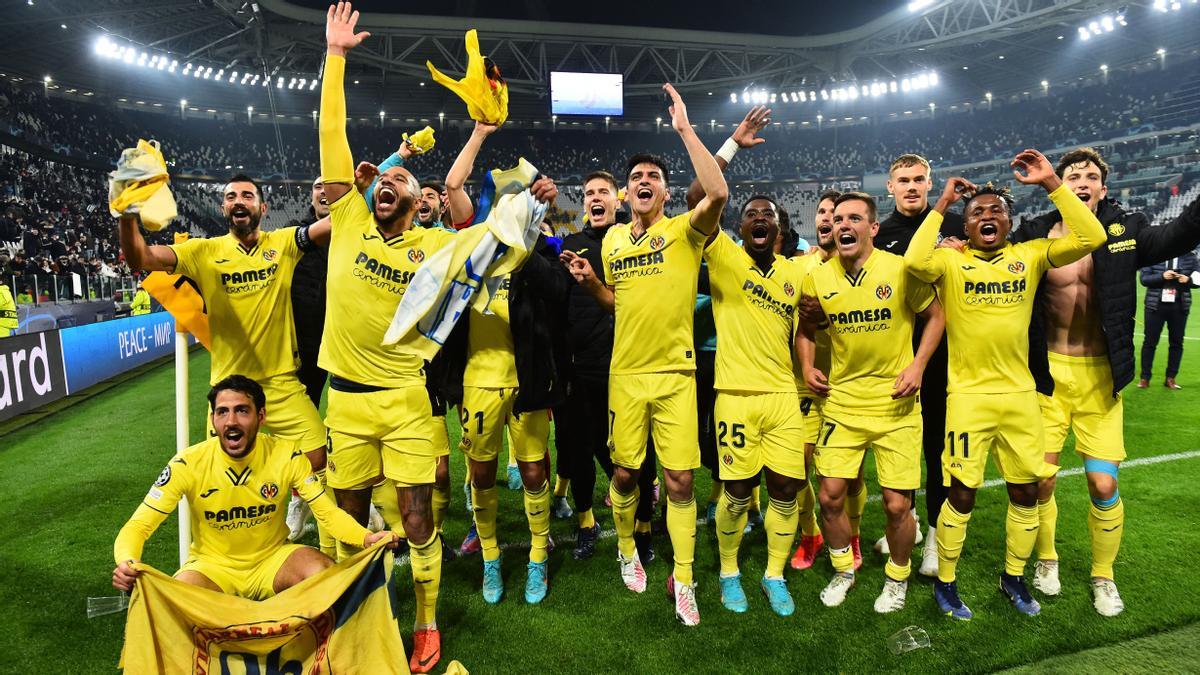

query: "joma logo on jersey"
left=783, top=282, right=795, bottom=297
left=204, top=503, right=277, bottom=522
left=408, top=249, right=426, bottom=264
left=875, top=284, right=893, bottom=300
left=649, top=236, right=666, bottom=251
left=354, top=252, right=416, bottom=284
left=609, top=251, right=665, bottom=272
left=220, top=264, right=279, bottom=286
left=964, top=279, right=1027, bottom=294
left=262, top=249, right=278, bottom=262
left=260, top=482, right=279, bottom=500
left=1007, top=261, right=1026, bottom=275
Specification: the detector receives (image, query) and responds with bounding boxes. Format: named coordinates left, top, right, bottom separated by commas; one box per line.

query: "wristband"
left=715, top=137, right=740, bottom=164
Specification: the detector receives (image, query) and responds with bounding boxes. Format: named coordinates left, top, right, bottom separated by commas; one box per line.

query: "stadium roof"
left=4, top=0, right=1199, bottom=125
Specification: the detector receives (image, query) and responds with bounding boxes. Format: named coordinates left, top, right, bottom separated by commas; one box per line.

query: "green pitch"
left=1, top=296, right=1198, bottom=673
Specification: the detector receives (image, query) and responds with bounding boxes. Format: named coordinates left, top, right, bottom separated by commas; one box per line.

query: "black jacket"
left=436, top=234, right=573, bottom=413
left=561, top=225, right=615, bottom=382
left=288, top=214, right=326, bottom=357
left=1014, top=196, right=1200, bottom=396
left=1141, top=252, right=1199, bottom=313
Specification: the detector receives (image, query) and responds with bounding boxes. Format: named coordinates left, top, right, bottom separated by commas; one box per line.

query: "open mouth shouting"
left=979, top=221, right=1000, bottom=246
left=229, top=206, right=253, bottom=226
left=222, top=425, right=248, bottom=453
left=418, top=202, right=432, bottom=218
left=634, top=186, right=654, bottom=206
left=377, top=186, right=398, bottom=207
left=590, top=203, right=607, bottom=221
left=836, top=229, right=858, bottom=251
left=750, top=221, right=771, bottom=246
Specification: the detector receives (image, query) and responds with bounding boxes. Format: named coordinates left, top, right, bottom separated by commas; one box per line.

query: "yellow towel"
left=108, top=139, right=177, bottom=231
left=403, top=125, right=437, bottom=154
left=427, top=30, right=509, bottom=126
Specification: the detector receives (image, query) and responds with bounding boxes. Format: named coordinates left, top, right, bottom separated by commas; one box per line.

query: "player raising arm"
left=562, top=83, right=728, bottom=626
left=112, top=376, right=397, bottom=599
left=903, top=149, right=1105, bottom=620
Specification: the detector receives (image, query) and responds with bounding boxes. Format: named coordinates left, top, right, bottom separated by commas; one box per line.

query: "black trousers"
left=1141, top=302, right=1189, bottom=380
left=554, top=375, right=657, bottom=523
left=297, top=350, right=328, bottom=410
left=696, top=350, right=719, bottom=481
left=919, top=335, right=950, bottom=525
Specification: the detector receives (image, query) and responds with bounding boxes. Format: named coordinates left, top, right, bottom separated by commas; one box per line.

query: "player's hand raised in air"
left=934, top=176, right=978, bottom=214
left=112, top=559, right=140, bottom=592
left=354, top=161, right=379, bottom=194
left=732, top=106, right=771, bottom=148
left=892, top=361, right=924, bottom=399
left=326, top=2, right=370, bottom=57
left=663, top=83, right=692, bottom=135
left=531, top=176, right=559, bottom=206
left=1011, top=148, right=1062, bottom=193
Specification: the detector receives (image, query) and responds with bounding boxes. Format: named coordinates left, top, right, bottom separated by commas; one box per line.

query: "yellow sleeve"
left=319, top=54, right=354, bottom=185
left=678, top=210, right=708, bottom=248
left=113, top=459, right=188, bottom=563
left=903, top=210, right=950, bottom=283
left=800, top=270, right=818, bottom=302
left=167, top=237, right=206, bottom=279
left=293, top=460, right=370, bottom=547
left=1045, top=184, right=1106, bottom=269
left=904, top=272, right=936, bottom=314
left=702, top=229, right=734, bottom=270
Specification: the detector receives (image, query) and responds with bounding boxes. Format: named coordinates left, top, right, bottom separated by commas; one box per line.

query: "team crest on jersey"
left=649, top=235, right=666, bottom=251
left=262, top=249, right=278, bottom=262
left=875, top=283, right=893, bottom=301
left=260, top=482, right=279, bottom=500
left=722, top=454, right=734, bottom=467
left=154, top=466, right=171, bottom=487
left=783, top=282, right=795, bottom=297
left=408, top=249, right=426, bottom=264
left=1108, top=222, right=1126, bottom=237
left=1008, top=261, right=1026, bottom=275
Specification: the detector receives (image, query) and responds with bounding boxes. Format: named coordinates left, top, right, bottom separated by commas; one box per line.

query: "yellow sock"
left=1005, top=501, right=1039, bottom=576
left=634, top=519, right=651, bottom=534
left=846, top=484, right=867, bottom=537
left=715, top=490, right=750, bottom=575
left=553, top=475, right=570, bottom=499
left=936, top=502, right=971, bottom=582
left=472, top=485, right=500, bottom=562
left=409, top=532, right=442, bottom=627
left=578, top=508, right=595, bottom=529
left=609, top=483, right=638, bottom=558
left=1088, top=497, right=1124, bottom=580
left=764, top=497, right=799, bottom=578
left=748, top=485, right=762, bottom=514
left=798, top=481, right=821, bottom=537
left=432, top=484, right=450, bottom=533
left=314, top=469, right=336, bottom=559
left=885, top=557, right=911, bottom=582
left=708, top=479, right=723, bottom=505
left=1036, top=495, right=1058, bottom=561
left=525, top=481, right=552, bottom=564
left=830, top=544, right=855, bottom=574
left=373, top=480, right=404, bottom=534
left=666, top=497, right=697, bottom=585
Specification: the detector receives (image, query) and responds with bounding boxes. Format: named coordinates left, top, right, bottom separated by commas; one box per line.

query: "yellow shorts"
left=1040, top=353, right=1125, bottom=463
left=432, top=415, right=451, bottom=458
left=609, top=371, right=699, bottom=471
left=207, top=374, right=326, bottom=451
left=814, top=408, right=922, bottom=490
left=178, top=544, right=305, bottom=601
left=944, top=391, right=1057, bottom=488
left=799, top=392, right=824, bottom=446
left=714, top=391, right=806, bottom=481
left=325, top=385, right=436, bottom=490
left=458, top=386, right=549, bottom=464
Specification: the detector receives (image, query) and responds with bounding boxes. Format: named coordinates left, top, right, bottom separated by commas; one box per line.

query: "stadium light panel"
left=1078, top=26, right=1091, bottom=40
left=820, top=89, right=828, bottom=100
left=729, top=93, right=737, bottom=103
left=1100, top=16, right=1114, bottom=31
left=901, top=78, right=911, bottom=92
left=907, top=0, right=934, bottom=11
left=310, top=80, right=318, bottom=91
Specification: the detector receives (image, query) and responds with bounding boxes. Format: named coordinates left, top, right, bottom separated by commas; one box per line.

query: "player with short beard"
left=904, top=149, right=1105, bottom=620
left=1009, top=147, right=1200, bottom=616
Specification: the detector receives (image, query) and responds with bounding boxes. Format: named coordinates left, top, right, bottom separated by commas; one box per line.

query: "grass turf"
left=0, top=290, right=1198, bottom=673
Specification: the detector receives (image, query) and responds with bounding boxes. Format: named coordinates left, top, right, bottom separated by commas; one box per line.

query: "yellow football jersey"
left=465, top=274, right=518, bottom=387
left=602, top=211, right=707, bottom=375
left=802, top=249, right=935, bottom=416
left=170, top=228, right=304, bottom=384
left=905, top=186, right=1105, bottom=394
left=704, top=232, right=804, bottom=392
left=320, top=190, right=455, bottom=387
left=114, top=435, right=367, bottom=568
left=789, top=254, right=832, bottom=382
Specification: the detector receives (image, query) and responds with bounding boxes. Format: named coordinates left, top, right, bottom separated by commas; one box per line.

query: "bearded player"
left=904, top=149, right=1105, bottom=619
left=799, top=192, right=944, bottom=612
left=564, top=84, right=729, bottom=625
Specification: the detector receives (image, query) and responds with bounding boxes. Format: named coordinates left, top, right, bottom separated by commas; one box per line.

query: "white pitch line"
left=1132, top=331, right=1200, bottom=342
left=393, top=450, right=1200, bottom=567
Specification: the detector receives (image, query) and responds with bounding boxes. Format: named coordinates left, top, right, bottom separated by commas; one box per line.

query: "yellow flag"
left=142, top=270, right=211, bottom=349
left=427, top=30, right=509, bottom=126
left=119, top=544, right=409, bottom=673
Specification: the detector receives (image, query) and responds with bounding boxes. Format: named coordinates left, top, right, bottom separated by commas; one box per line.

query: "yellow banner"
left=119, top=544, right=408, bottom=673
